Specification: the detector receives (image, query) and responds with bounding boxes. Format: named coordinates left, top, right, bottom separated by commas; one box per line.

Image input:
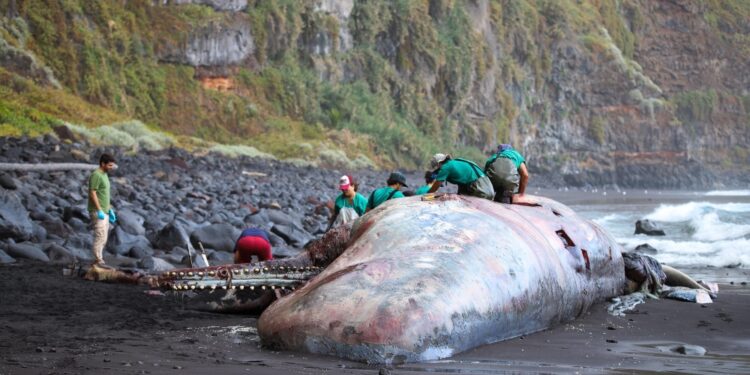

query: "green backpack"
left=485, top=154, right=520, bottom=192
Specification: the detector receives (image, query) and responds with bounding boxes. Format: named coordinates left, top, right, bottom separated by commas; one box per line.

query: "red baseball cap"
left=339, top=175, right=353, bottom=191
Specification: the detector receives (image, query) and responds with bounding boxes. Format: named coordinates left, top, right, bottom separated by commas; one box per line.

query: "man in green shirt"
left=414, top=171, right=435, bottom=195
left=427, top=153, right=495, bottom=200
left=88, top=153, right=117, bottom=265
left=484, top=144, right=529, bottom=204
left=329, top=175, right=368, bottom=228
left=366, top=172, right=408, bottom=211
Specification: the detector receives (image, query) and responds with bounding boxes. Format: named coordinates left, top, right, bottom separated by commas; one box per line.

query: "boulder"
left=117, top=209, right=146, bottom=235
left=0, top=174, right=18, bottom=190
left=634, top=243, right=659, bottom=254
left=106, top=226, right=151, bottom=256
left=208, top=250, right=234, bottom=265
left=63, top=234, right=93, bottom=255
left=128, top=246, right=153, bottom=259
left=67, top=217, right=87, bottom=231
left=138, top=256, right=175, bottom=272
left=62, top=205, right=89, bottom=223
left=40, top=218, right=74, bottom=238
left=189, top=223, right=240, bottom=253
left=271, top=224, right=313, bottom=248
left=266, top=209, right=302, bottom=229
left=244, top=210, right=271, bottom=228
left=45, top=243, right=84, bottom=264
left=153, top=220, right=192, bottom=251
left=183, top=253, right=211, bottom=268
left=31, top=222, right=48, bottom=241
left=0, top=249, right=16, bottom=264
left=29, top=210, right=53, bottom=222
left=0, top=191, right=34, bottom=241
left=271, top=246, right=303, bottom=259
left=6, top=242, right=49, bottom=262
left=267, top=231, right=285, bottom=247
left=634, top=219, right=666, bottom=236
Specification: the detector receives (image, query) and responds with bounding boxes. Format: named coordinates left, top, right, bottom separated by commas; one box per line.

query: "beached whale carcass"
left=257, top=194, right=627, bottom=363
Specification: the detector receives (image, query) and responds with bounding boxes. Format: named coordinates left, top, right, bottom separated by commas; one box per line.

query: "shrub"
left=209, top=144, right=276, bottom=159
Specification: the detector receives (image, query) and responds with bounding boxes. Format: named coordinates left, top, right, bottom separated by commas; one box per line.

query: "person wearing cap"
left=87, top=153, right=118, bottom=265
left=484, top=144, right=529, bottom=204
left=414, top=171, right=436, bottom=195
left=366, top=172, right=408, bottom=211
left=234, top=227, right=273, bottom=263
left=427, top=153, right=495, bottom=200
left=330, top=175, right=368, bottom=227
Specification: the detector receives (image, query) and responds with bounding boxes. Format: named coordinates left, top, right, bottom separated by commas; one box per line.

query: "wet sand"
left=1, top=262, right=749, bottom=374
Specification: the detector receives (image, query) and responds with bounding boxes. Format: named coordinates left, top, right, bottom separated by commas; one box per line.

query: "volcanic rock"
left=0, top=174, right=17, bottom=190
left=189, top=223, right=239, bottom=253
left=116, top=209, right=146, bottom=235
left=6, top=242, right=49, bottom=262
left=0, top=249, right=16, bottom=264
left=0, top=191, right=34, bottom=241
left=635, top=219, right=666, bottom=236
left=138, top=256, right=175, bottom=272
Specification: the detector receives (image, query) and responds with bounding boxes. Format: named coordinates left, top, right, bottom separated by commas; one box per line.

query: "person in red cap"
left=233, top=227, right=273, bottom=264
left=329, top=174, right=368, bottom=228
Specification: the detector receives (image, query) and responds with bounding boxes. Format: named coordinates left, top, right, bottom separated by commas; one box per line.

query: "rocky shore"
left=0, top=133, right=746, bottom=270
left=0, top=134, right=395, bottom=270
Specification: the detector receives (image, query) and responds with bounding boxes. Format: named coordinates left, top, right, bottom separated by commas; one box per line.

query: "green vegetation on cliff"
left=0, top=0, right=747, bottom=173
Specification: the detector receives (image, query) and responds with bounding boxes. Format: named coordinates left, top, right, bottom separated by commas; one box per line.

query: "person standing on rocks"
left=88, top=153, right=117, bottom=265
left=366, top=172, right=408, bottom=211
left=484, top=144, right=529, bottom=204
left=427, top=153, right=495, bottom=200
left=415, top=171, right=436, bottom=195
left=329, top=175, right=367, bottom=228
left=234, top=227, right=273, bottom=263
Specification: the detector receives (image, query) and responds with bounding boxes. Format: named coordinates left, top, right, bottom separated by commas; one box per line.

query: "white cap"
left=431, top=153, right=448, bottom=168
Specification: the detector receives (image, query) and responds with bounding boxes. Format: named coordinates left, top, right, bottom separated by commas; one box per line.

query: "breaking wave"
left=593, top=200, right=750, bottom=269
left=705, top=190, right=750, bottom=197
left=618, top=237, right=750, bottom=269
left=645, top=202, right=750, bottom=223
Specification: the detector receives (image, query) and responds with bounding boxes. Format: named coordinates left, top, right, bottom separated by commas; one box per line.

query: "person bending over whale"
left=427, top=153, right=494, bottom=200
left=234, top=227, right=273, bottom=263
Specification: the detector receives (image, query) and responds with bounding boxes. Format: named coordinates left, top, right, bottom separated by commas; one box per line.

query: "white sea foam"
left=645, top=202, right=750, bottom=222
left=705, top=190, right=750, bottom=197
left=619, top=237, right=750, bottom=268
left=691, top=213, right=750, bottom=241
left=593, top=213, right=624, bottom=226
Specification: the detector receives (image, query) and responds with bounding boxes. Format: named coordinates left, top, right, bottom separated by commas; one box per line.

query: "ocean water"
left=542, top=189, right=750, bottom=271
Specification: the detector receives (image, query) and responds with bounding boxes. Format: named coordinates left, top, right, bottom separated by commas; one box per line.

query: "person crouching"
left=234, top=227, right=273, bottom=264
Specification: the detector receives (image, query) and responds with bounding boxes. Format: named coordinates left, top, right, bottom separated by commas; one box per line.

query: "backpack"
left=485, top=154, right=520, bottom=192
left=453, top=158, right=495, bottom=199
left=367, top=188, right=400, bottom=210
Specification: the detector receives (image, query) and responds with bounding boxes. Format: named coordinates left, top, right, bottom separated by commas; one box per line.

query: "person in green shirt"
left=366, top=172, right=408, bottom=211
left=329, top=175, right=368, bottom=228
left=427, top=153, right=495, bottom=200
left=414, top=171, right=436, bottom=195
left=484, top=144, right=529, bottom=204
left=87, top=153, right=118, bottom=265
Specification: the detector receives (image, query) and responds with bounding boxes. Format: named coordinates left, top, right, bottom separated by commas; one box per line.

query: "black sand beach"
left=1, top=263, right=748, bottom=374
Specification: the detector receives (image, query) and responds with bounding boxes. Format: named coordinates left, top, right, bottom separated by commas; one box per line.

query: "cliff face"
left=1, top=0, right=748, bottom=187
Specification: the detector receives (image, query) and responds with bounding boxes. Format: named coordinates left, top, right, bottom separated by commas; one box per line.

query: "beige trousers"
left=90, top=212, right=110, bottom=264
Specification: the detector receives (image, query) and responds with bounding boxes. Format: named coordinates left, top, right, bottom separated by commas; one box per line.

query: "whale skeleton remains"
left=156, top=194, right=634, bottom=363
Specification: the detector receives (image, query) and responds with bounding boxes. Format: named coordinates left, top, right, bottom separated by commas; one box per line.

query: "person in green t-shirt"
left=329, top=175, right=368, bottom=228
left=414, top=171, right=436, bottom=195
left=87, top=153, right=118, bottom=265
left=427, top=153, right=495, bottom=200
left=366, top=172, right=408, bottom=212
left=484, top=144, right=529, bottom=204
